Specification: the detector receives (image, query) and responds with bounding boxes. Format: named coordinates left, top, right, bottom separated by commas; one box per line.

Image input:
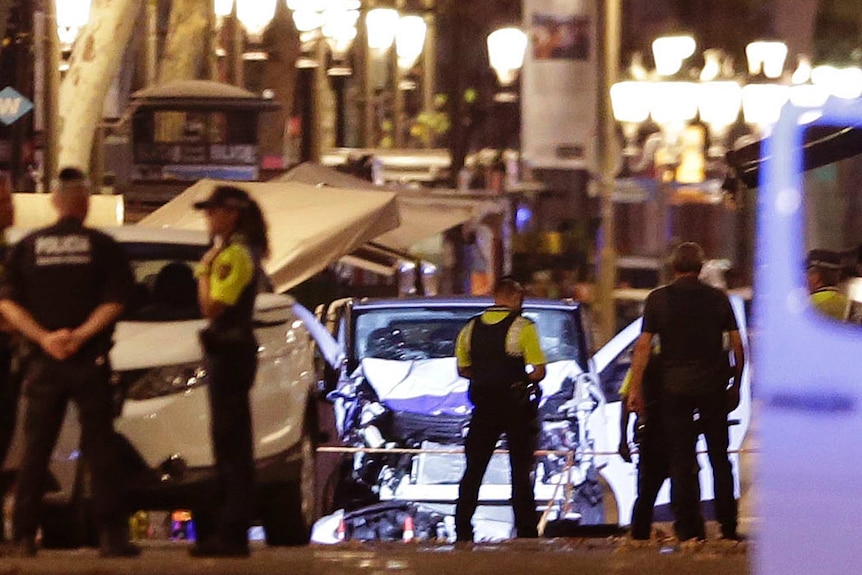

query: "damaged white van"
left=311, top=295, right=751, bottom=542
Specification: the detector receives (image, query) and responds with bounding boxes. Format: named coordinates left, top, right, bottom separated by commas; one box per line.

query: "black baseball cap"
left=806, top=249, right=843, bottom=271
left=192, top=185, right=252, bottom=210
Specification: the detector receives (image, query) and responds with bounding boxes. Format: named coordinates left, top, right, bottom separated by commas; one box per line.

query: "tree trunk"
left=157, top=0, right=210, bottom=85
left=258, top=1, right=299, bottom=167
left=57, top=0, right=140, bottom=172
left=155, top=0, right=211, bottom=142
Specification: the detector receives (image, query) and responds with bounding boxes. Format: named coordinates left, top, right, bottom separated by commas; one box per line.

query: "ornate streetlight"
left=55, top=0, right=92, bottom=50
left=609, top=34, right=792, bottom=305
left=236, top=0, right=276, bottom=39
left=486, top=27, right=527, bottom=102
left=391, top=15, right=427, bottom=146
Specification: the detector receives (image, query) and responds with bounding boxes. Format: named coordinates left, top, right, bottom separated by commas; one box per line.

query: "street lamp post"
left=214, top=0, right=277, bottom=86
left=42, top=0, right=92, bottom=188
left=365, top=7, right=398, bottom=148
left=609, top=34, right=805, bottom=300
left=595, top=0, right=621, bottom=345
left=486, top=27, right=527, bottom=103
left=394, top=14, right=427, bottom=147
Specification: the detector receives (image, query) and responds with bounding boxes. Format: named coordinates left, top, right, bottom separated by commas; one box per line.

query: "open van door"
left=755, top=97, right=862, bottom=574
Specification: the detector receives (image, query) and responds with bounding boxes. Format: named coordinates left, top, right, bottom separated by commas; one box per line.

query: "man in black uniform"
left=627, top=242, right=745, bottom=542
left=0, top=167, right=139, bottom=557
left=453, top=277, right=547, bottom=542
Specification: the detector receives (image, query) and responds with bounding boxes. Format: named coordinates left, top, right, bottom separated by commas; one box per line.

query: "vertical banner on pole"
left=521, top=0, right=598, bottom=172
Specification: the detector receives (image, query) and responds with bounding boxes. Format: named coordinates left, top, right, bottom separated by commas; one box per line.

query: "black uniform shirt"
left=642, top=276, right=737, bottom=363
left=0, top=217, right=133, bottom=356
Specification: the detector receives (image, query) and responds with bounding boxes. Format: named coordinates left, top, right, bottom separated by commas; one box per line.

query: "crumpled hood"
left=357, top=357, right=585, bottom=416
left=110, top=320, right=207, bottom=371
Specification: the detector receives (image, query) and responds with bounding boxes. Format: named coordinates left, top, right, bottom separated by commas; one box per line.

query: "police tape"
left=316, top=446, right=756, bottom=456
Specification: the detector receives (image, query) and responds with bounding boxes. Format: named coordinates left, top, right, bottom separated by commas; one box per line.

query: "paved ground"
left=0, top=530, right=751, bottom=575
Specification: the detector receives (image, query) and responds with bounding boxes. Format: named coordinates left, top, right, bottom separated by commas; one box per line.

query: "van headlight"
left=125, top=363, right=208, bottom=401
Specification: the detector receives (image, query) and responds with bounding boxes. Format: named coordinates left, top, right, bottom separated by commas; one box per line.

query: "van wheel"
left=571, top=469, right=619, bottom=526
left=261, top=430, right=316, bottom=546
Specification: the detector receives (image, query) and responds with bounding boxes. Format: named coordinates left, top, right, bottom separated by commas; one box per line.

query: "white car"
left=4, top=226, right=333, bottom=548
left=311, top=295, right=751, bottom=542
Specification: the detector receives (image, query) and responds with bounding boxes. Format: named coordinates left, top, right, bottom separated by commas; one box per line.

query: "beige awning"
left=137, top=179, right=400, bottom=292
left=376, top=194, right=476, bottom=251
left=12, top=193, right=124, bottom=228
left=277, top=163, right=500, bottom=251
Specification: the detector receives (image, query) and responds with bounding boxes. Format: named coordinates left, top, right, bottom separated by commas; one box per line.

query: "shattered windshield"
left=352, top=306, right=583, bottom=366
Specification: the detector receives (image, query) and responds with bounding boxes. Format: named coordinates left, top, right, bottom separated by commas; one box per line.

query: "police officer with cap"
left=806, top=249, right=849, bottom=320
left=453, top=277, right=547, bottom=542
left=0, top=167, right=138, bottom=557
left=189, top=185, right=268, bottom=558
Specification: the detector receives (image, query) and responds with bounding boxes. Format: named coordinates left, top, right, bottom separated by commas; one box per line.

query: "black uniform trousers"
left=13, top=353, right=124, bottom=542
left=629, top=425, right=670, bottom=540
left=201, top=339, right=257, bottom=545
left=661, top=389, right=737, bottom=541
left=0, top=343, right=17, bottom=468
left=455, top=400, right=539, bottom=541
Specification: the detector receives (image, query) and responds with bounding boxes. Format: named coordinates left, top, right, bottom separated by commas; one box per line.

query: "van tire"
left=261, top=430, right=316, bottom=546
left=571, top=468, right=619, bottom=526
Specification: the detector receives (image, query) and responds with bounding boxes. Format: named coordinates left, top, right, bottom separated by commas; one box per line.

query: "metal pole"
left=422, top=10, right=436, bottom=117
left=44, top=0, right=59, bottom=185
left=311, top=38, right=327, bottom=162
left=232, top=15, right=244, bottom=87
left=595, top=0, right=621, bottom=345
left=393, top=46, right=404, bottom=148
left=359, top=7, right=375, bottom=147
left=146, top=0, right=158, bottom=86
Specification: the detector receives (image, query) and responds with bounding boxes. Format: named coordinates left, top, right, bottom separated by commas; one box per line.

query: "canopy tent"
left=136, top=179, right=400, bottom=292
left=725, top=124, right=862, bottom=189
left=277, top=163, right=501, bottom=251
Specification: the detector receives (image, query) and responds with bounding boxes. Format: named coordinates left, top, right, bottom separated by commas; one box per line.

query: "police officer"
left=453, top=277, right=547, bottom=542
left=806, top=249, right=849, bottom=320
left=189, top=185, right=268, bottom=558
left=0, top=167, right=138, bottom=557
left=628, top=242, right=745, bottom=543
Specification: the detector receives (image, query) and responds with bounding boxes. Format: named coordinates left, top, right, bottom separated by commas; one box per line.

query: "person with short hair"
left=453, top=277, right=547, bottom=542
left=627, top=242, right=745, bottom=543
left=189, top=185, right=268, bottom=558
left=0, top=166, right=138, bottom=557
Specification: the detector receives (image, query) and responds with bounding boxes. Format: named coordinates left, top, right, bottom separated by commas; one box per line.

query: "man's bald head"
left=52, top=167, right=90, bottom=221
left=494, top=276, right=524, bottom=309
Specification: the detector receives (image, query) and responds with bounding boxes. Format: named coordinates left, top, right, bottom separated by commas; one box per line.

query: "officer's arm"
left=198, top=275, right=227, bottom=320
left=618, top=392, right=633, bottom=463
left=455, top=322, right=472, bottom=379
left=521, top=321, right=546, bottom=383
left=199, top=246, right=253, bottom=320
left=0, top=299, right=50, bottom=346
left=527, top=364, right=546, bottom=383
left=67, top=302, right=125, bottom=353
left=726, top=329, right=745, bottom=411
left=627, top=332, right=653, bottom=416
